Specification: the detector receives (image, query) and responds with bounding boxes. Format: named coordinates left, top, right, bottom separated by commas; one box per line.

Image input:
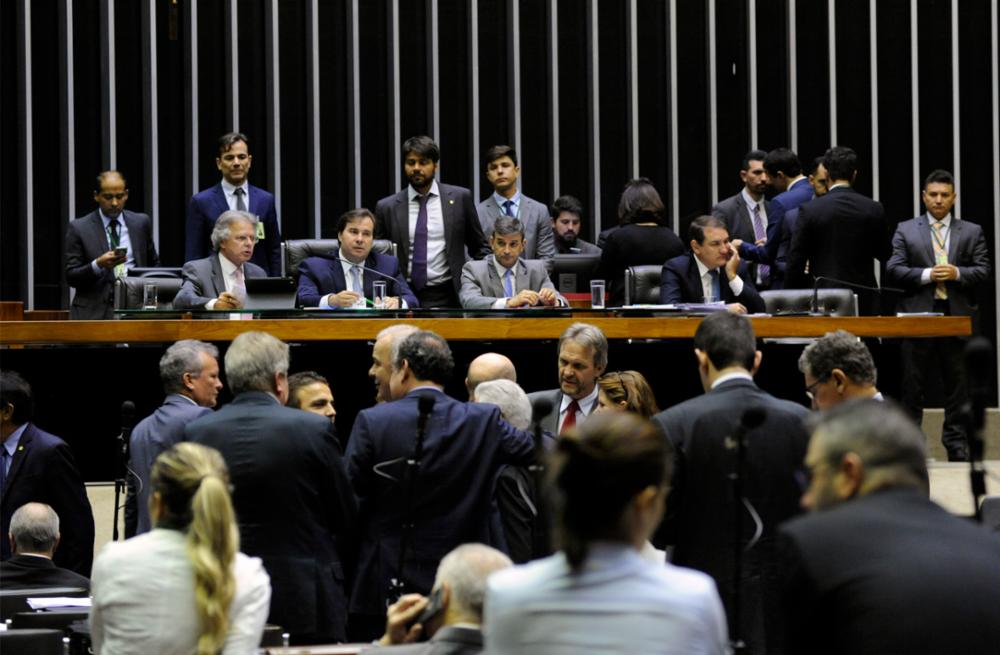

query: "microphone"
left=810, top=275, right=904, bottom=314
left=120, top=400, right=136, bottom=457
left=333, top=256, right=402, bottom=286
left=114, top=400, right=136, bottom=542
left=416, top=393, right=436, bottom=438
left=532, top=397, right=554, bottom=427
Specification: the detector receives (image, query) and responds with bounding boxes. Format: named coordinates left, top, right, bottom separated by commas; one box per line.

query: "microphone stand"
left=389, top=393, right=435, bottom=604
left=113, top=401, right=135, bottom=541
left=810, top=275, right=904, bottom=315
left=728, top=406, right=766, bottom=654
left=529, top=398, right=554, bottom=559
left=964, top=338, right=990, bottom=522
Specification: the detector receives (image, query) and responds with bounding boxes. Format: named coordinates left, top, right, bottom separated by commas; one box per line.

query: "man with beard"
left=526, top=323, right=607, bottom=435
left=550, top=195, right=601, bottom=255
left=712, top=150, right=774, bottom=289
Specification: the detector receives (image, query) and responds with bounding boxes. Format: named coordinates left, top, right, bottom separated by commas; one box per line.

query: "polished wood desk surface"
left=0, top=315, right=971, bottom=345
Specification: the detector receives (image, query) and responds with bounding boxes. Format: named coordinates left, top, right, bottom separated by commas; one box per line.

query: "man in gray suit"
left=459, top=216, right=566, bottom=310
left=476, top=145, right=556, bottom=262
left=173, top=210, right=267, bottom=310
left=711, top=150, right=773, bottom=289
left=125, top=340, right=222, bottom=536
left=65, top=171, right=160, bottom=319
left=527, top=323, right=607, bottom=434
left=375, top=136, right=491, bottom=308
left=887, top=169, right=991, bottom=461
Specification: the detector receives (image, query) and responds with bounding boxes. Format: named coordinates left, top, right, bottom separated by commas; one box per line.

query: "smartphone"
left=113, top=247, right=128, bottom=258
left=413, top=587, right=445, bottom=627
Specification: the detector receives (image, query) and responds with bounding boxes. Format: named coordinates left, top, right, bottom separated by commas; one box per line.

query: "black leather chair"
left=0, top=587, right=86, bottom=620
left=11, top=608, right=89, bottom=631
left=115, top=276, right=185, bottom=310
left=623, top=265, right=663, bottom=306
left=760, top=288, right=857, bottom=316
left=127, top=267, right=184, bottom=278
left=282, top=239, right=397, bottom=280
left=0, top=628, right=65, bottom=655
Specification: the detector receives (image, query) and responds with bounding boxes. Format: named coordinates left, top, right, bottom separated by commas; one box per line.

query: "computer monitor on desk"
left=549, top=254, right=601, bottom=294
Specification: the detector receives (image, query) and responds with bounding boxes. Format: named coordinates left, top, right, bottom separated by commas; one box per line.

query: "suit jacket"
left=886, top=215, right=990, bottom=318
left=125, top=394, right=212, bottom=536
left=712, top=192, right=772, bottom=244
left=555, top=238, right=601, bottom=255
left=376, top=625, right=484, bottom=655
left=659, top=254, right=765, bottom=313
left=779, top=488, right=1000, bottom=655
left=0, top=424, right=95, bottom=577
left=459, top=256, right=566, bottom=309
left=476, top=194, right=556, bottom=261
left=186, top=391, right=357, bottom=642
left=296, top=252, right=419, bottom=308
left=652, top=378, right=810, bottom=653
left=375, top=184, right=491, bottom=292
left=185, top=183, right=282, bottom=275
left=345, top=388, right=534, bottom=617
left=785, top=186, right=890, bottom=313
left=173, top=254, right=268, bottom=310
left=0, top=554, right=91, bottom=591
left=65, top=210, right=159, bottom=319
left=524, top=389, right=600, bottom=435
left=738, top=179, right=814, bottom=284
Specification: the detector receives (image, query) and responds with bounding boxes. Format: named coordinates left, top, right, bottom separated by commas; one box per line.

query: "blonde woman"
left=90, top=443, right=271, bottom=654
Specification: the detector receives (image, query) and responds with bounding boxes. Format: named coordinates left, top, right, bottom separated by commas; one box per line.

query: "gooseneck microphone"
left=334, top=256, right=401, bottom=286
left=113, top=400, right=136, bottom=541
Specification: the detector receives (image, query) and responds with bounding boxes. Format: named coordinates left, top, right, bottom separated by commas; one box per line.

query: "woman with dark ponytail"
left=91, top=442, right=271, bottom=654
left=484, top=413, right=728, bottom=654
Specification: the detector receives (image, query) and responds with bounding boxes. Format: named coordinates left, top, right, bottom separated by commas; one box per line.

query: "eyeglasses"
left=804, top=377, right=826, bottom=400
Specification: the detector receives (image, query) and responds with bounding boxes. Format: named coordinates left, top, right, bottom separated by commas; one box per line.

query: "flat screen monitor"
left=244, top=277, right=297, bottom=310
left=549, top=254, right=602, bottom=294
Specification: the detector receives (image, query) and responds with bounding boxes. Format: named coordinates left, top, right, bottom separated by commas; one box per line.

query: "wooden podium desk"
left=0, top=314, right=972, bottom=345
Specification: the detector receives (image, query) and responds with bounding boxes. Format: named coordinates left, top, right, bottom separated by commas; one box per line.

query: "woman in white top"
left=91, top=442, right=271, bottom=655
left=484, top=412, right=729, bottom=655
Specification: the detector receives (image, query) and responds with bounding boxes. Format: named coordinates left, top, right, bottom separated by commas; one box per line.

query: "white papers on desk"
left=27, top=596, right=92, bottom=610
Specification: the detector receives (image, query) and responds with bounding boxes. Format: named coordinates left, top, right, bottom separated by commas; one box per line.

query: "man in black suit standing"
left=186, top=331, right=357, bottom=645
left=526, top=323, right=608, bottom=435
left=786, top=146, right=891, bottom=315
left=375, top=136, right=491, bottom=308
left=660, top=215, right=766, bottom=313
left=887, top=169, right=990, bottom=461
left=345, top=330, right=534, bottom=640
left=652, top=312, right=809, bottom=653
left=0, top=372, right=95, bottom=577
left=780, top=400, right=1000, bottom=654
left=65, top=171, right=160, bottom=319
left=0, top=503, right=91, bottom=590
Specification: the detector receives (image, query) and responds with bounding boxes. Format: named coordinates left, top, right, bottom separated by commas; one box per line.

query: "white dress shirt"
left=89, top=209, right=134, bottom=275
left=559, top=384, right=599, bottom=433
left=920, top=214, right=961, bottom=283
left=408, top=180, right=448, bottom=286
left=694, top=254, right=744, bottom=301
left=204, top=253, right=244, bottom=311
left=221, top=179, right=250, bottom=212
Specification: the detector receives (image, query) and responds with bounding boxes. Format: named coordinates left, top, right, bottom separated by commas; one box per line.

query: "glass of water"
left=142, top=284, right=158, bottom=310
left=590, top=279, right=606, bottom=309
left=372, top=280, right=387, bottom=309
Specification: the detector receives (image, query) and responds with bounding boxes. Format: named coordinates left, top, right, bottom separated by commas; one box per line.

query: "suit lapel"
left=211, top=184, right=229, bottom=219
left=393, top=191, right=410, bottom=269
left=122, top=211, right=146, bottom=266
left=484, top=256, right=505, bottom=297
left=947, top=220, right=963, bottom=263
left=514, top=259, right=530, bottom=293
left=916, top=216, right=936, bottom=264
left=209, top=255, right=227, bottom=297
left=3, top=424, right=34, bottom=497
left=685, top=256, right=704, bottom=299
left=87, top=212, right=111, bottom=253
left=439, top=185, right=456, bottom=252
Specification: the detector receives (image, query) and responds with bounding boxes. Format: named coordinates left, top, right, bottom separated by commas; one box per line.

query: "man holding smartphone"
left=65, top=170, right=159, bottom=319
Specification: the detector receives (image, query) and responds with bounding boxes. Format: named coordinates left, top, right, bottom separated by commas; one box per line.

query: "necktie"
left=503, top=200, right=515, bottom=217
left=932, top=221, right=948, bottom=300
left=504, top=268, right=514, bottom=297
left=709, top=268, right=721, bottom=301
left=234, top=187, right=247, bottom=212
left=351, top=265, right=364, bottom=294
left=108, top=219, right=121, bottom=249
left=751, top=203, right=770, bottom=283
left=561, top=400, right=581, bottom=434
left=0, top=448, right=8, bottom=492
left=411, top=194, right=430, bottom=291
left=233, top=266, right=246, bottom=299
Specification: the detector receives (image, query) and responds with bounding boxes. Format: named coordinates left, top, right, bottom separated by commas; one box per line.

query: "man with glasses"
left=651, top=311, right=809, bottom=654
left=65, top=170, right=160, bottom=319
left=798, top=330, right=882, bottom=411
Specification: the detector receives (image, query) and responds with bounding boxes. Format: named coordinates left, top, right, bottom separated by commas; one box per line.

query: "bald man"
left=466, top=353, right=517, bottom=399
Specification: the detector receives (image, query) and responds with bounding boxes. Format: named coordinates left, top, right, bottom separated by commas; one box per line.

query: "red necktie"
left=561, top=399, right=581, bottom=434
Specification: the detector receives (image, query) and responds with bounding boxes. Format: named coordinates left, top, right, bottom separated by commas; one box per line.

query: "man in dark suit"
left=125, top=340, right=222, bottom=537
left=1, top=502, right=91, bottom=590
left=475, top=145, right=555, bottom=262
left=652, top=312, right=810, bottom=653
left=526, top=323, right=607, bottom=435
left=0, top=371, right=95, bottom=577
left=772, top=157, right=828, bottom=285
left=296, top=208, right=418, bottom=309
left=174, top=210, right=267, bottom=310
left=736, top=148, right=815, bottom=289
left=887, top=169, right=991, bottom=461
left=186, top=331, right=357, bottom=644
left=550, top=195, right=601, bottom=255
left=345, top=330, right=534, bottom=640
left=780, top=400, right=1000, bottom=654
left=660, top=215, right=765, bottom=313
left=712, top=150, right=774, bottom=289
left=375, top=136, right=491, bottom=308
left=459, top=216, right=566, bottom=309
left=786, top=146, right=891, bottom=315
left=65, top=171, right=160, bottom=319
left=185, top=132, right=282, bottom=275
left=373, top=544, right=513, bottom=654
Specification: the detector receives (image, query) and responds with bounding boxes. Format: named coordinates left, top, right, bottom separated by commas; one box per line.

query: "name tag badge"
left=256, top=221, right=266, bottom=240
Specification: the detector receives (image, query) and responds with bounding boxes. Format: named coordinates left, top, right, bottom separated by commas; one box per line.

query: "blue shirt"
left=1, top=423, right=28, bottom=477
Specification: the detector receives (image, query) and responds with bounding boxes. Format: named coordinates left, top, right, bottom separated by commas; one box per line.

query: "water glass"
left=372, top=280, right=388, bottom=309
left=590, top=279, right=606, bottom=309
left=142, top=284, right=158, bottom=310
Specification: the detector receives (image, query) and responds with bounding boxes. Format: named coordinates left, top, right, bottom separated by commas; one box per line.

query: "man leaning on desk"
left=459, top=216, right=567, bottom=310
left=296, top=208, right=418, bottom=309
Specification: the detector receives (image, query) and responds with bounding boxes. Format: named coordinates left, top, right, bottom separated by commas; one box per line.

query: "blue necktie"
left=411, top=195, right=430, bottom=291
left=710, top=269, right=721, bottom=301
left=504, top=269, right=514, bottom=297
left=0, top=448, right=9, bottom=492
left=350, top=265, right=364, bottom=294
left=503, top=200, right=515, bottom=217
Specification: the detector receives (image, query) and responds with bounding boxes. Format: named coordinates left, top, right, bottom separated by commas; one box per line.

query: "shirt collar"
left=168, top=393, right=199, bottom=406
left=828, top=182, right=851, bottom=191
left=2, top=423, right=28, bottom=457
left=740, top=188, right=762, bottom=211
left=221, top=179, right=248, bottom=196
left=561, top=384, right=599, bottom=414
left=694, top=254, right=715, bottom=278
left=218, top=252, right=240, bottom=277
left=711, top=370, right=754, bottom=389
left=493, top=190, right=521, bottom=210
left=492, top=255, right=519, bottom=279
left=98, top=209, right=121, bottom=226
left=408, top=180, right=440, bottom=201
left=927, top=213, right=953, bottom=227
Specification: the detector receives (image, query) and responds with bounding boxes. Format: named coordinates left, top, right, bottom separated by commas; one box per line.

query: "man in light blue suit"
left=125, top=340, right=222, bottom=536
left=185, top=132, right=282, bottom=275
left=476, top=145, right=556, bottom=262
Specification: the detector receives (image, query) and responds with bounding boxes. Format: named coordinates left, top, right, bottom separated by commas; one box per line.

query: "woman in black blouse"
left=598, top=178, right=685, bottom=306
